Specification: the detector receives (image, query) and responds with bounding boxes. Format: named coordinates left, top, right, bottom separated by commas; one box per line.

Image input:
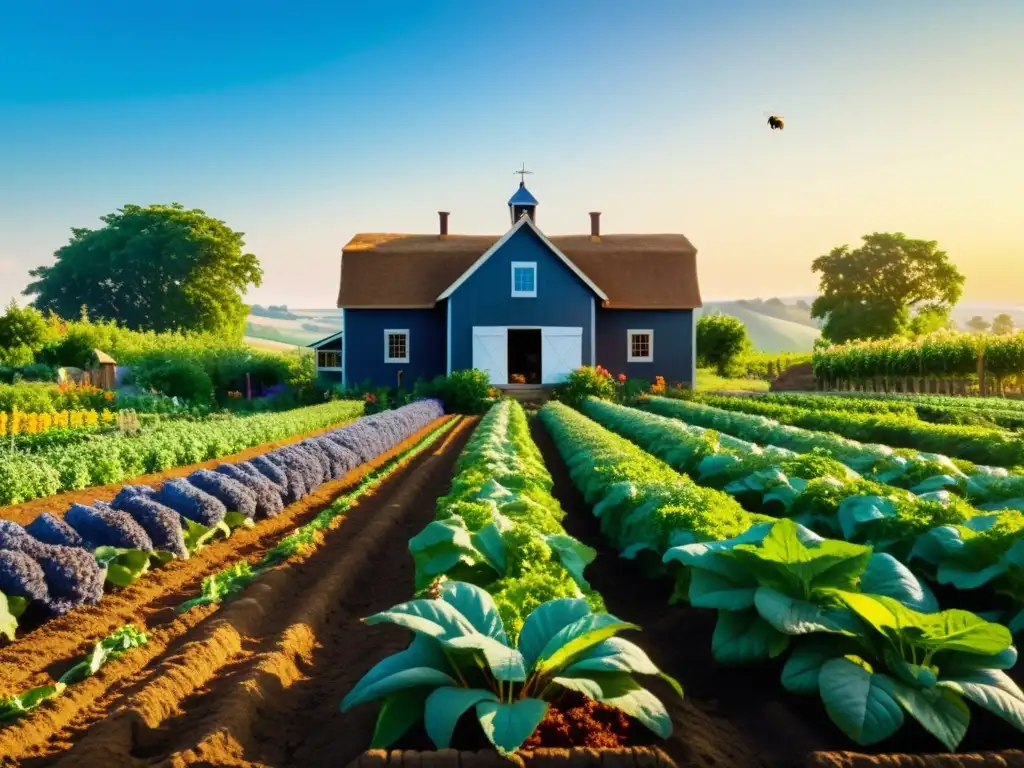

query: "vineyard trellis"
left=811, top=331, right=1024, bottom=397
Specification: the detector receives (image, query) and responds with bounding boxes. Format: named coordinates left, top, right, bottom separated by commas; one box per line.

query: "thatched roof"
left=93, top=349, right=116, bottom=365
left=337, top=229, right=701, bottom=310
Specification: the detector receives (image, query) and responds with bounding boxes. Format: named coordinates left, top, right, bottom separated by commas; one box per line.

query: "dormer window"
left=511, top=262, right=537, bottom=298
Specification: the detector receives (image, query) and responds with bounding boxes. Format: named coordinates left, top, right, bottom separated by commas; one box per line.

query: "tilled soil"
left=528, top=416, right=1024, bottom=768
left=0, top=415, right=472, bottom=767
left=0, top=416, right=364, bottom=527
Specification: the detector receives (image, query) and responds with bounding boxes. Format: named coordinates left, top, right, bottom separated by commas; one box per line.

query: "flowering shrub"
left=551, top=366, right=615, bottom=408
left=650, top=375, right=666, bottom=394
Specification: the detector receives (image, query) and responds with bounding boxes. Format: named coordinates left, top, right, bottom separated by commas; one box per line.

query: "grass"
left=695, top=368, right=770, bottom=392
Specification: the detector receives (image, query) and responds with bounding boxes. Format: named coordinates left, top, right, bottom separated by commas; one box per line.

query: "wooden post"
left=246, top=372, right=252, bottom=400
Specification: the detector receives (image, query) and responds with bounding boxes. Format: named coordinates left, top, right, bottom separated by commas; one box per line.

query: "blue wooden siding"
left=343, top=308, right=446, bottom=387
left=595, top=309, right=695, bottom=386
left=448, top=226, right=596, bottom=371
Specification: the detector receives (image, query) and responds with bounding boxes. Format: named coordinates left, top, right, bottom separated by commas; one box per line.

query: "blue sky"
left=1, top=0, right=1022, bottom=309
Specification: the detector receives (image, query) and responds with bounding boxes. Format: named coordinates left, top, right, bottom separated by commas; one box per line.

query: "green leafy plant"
left=663, top=518, right=938, bottom=664
left=793, top=592, right=1024, bottom=750
left=94, top=546, right=174, bottom=588
left=341, top=581, right=680, bottom=754
left=0, top=591, right=29, bottom=642
left=552, top=367, right=615, bottom=409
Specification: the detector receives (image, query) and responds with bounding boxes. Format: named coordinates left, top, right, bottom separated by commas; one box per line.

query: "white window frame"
left=510, top=261, right=537, bottom=298
left=627, top=329, right=654, bottom=363
left=384, top=329, right=410, bottom=364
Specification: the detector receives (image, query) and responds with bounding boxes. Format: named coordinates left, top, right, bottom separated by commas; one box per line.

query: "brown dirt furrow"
left=35, top=416, right=473, bottom=768
left=0, top=416, right=456, bottom=753
left=0, top=413, right=365, bottom=526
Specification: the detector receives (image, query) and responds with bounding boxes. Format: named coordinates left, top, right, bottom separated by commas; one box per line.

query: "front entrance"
left=471, top=326, right=582, bottom=386
left=507, top=329, right=541, bottom=384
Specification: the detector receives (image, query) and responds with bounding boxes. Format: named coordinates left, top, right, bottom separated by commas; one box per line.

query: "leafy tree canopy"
left=697, top=312, right=750, bottom=375
left=24, top=203, right=262, bottom=339
left=908, top=306, right=955, bottom=337
left=991, top=313, right=1015, bottom=335
left=0, top=301, right=56, bottom=366
left=810, top=232, right=964, bottom=344
left=965, top=315, right=991, bottom=333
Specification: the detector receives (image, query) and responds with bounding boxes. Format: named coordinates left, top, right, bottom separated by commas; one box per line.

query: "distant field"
left=243, top=335, right=305, bottom=352
left=695, top=368, right=770, bottom=392
left=698, top=301, right=821, bottom=353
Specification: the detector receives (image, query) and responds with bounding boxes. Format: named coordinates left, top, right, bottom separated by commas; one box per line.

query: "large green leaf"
left=95, top=547, right=153, bottom=588
left=781, top=637, right=842, bottom=695
left=342, top=637, right=452, bottom=710
left=517, top=598, right=592, bottom=670
left=860, top=553, right=938, bottom=613
left=340, top=667, right=457, bottom=711
left=836, top=592, right=1012, bottom=657
left=424, top=686, right=499, bottom=748
left=819, top=657, right=905, bottom=745
left=563, top=637, right=683, bottom=698
left=884, top=677, right=970, bottom=751
left=553, top=671, right=672, bottom=738
left=0, top=683, right=66, bottom=724
left=544, top=534, right=597, bottom=590
left=181, top=518, right=230, bottom=553
left=439, top=581, right=508, bottom=644
left=470, top=523, right=508, bottom=575
left=754, top=587, right=857, bottom=636
left=363, top=598, right=479, bottom=641
left=938, top=669, right=1024, bottom=735
left=476, top=698, right=549, bottom=755
left=58, top=624, right=148, bottom=685
left=370, top=688, right=431, bottom=748
left=837, top=495, right=898, bottom=540
left=725, top=519, right=871, bottom=599
left=688, top=569, right=757, bottom=611
left=711, top=608, right=790, bottom=665
left=444, top=635, right=526, bottom=682
left=535, top=613, right=640, bottom=675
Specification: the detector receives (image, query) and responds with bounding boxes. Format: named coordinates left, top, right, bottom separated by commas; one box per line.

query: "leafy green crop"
left=341, top=581, right=680, bottom=755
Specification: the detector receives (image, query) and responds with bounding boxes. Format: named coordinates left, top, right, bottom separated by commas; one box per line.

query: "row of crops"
left=812, top=331, right=1024, bottom=382
left=688, top=392, right=1024, bottom=467
left=343, top=400, right=682, bottom=753
left=0, top=400, right=444, bottom=650
left=0, top=399, right=366, bottom=506
left=537, top=399, right=1024, bottom=751
left=749, top=392, right=1024, bottom=431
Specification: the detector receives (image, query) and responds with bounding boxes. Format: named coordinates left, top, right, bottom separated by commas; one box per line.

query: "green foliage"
left=992, top=314, right=1016, bottom=336
left=551, top=366, right=615, bottom=408
left=697, top=313, right=750, bottom=375
left=810, top=233, right=965, bottom=344
left=0, top=302, right=55, bottom=366
left=133, top=358, right=214, bottom=406
left=687, top=393, right=1024, bottom=468
left=417, top=401, right=597, bottom=638
left=417, top=370, right=492, bottom=414
left=0, top=399, right=364, bottom=505
left=909, top=306, right=955, bottom=337
left=24, top=203, right=262, bottom=338
left=341, top=581, right=676, bottom=754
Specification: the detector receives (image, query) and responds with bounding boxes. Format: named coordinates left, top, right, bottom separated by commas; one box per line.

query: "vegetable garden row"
left=1, top=390, right=1022, bottom=765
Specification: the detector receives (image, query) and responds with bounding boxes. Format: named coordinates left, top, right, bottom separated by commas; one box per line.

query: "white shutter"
left=541, top=327, right=582, bottom=384
left=472, top=327, right=508, bottom=385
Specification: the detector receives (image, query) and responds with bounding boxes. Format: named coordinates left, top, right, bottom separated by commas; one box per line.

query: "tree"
left=810, top=232, right=965, bottom=344
left=0, top=300, right=54, bottom=365
left=966, top=315, right=991, bottom=333
left=697, top=313, right=749, bottom=375
left=24, top=203, right=262, bottom=338
left=992, top=313, right=1015, bottom=335
left=908, top=306, right=955, bottom=337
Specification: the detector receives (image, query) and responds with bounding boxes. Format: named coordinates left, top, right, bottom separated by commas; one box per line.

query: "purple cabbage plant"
left=64, top=503, right=154, bottom=551
left=215, top=463, right=285, bottom=519
left=187, top=469, right=258, bottom=520
left=156, top=479, right=228, bottom=527
left=25, top=512, right=87, bottom=549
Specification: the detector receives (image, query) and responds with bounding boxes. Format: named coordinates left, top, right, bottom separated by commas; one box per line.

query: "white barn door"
left=541, top=327, right=582, bottom=384
left=472, top=327, right=508, bottom=385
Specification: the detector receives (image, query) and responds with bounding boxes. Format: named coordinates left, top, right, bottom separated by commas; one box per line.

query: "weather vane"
left=514, top=163, right=533, bottom=183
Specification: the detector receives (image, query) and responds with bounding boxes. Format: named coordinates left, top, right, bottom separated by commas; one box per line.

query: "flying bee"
left=765, top=113, right=785, bottom=130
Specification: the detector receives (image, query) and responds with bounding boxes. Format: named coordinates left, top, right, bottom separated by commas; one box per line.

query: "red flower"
left=617, top=373, right=627, bottom=383
left=364, top=393, right=377, bottom=403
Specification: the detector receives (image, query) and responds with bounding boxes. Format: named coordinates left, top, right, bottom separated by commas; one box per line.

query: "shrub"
left=133, top=358, right=214, bottom=405
left=696, top=313, right=750, bottom=375
left=413, top=370, right=491, bottom=414
left=552, top=366, right=614, bottom=408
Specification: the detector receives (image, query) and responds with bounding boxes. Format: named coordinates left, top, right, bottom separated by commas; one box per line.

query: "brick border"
left=805, top=749, right=1024, bottom=768
left=346, top=747, right=676, bottom=768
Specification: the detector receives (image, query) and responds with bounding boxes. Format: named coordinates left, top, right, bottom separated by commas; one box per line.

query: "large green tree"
left=810, top=232, right=964, bottom=344
left=24, top=203, right=262, bottom=338
left=0, top=301, right=54, bottom=365
left=992, top=313, right=1015, bottom=335
left=696, top=312, right=749, bottom=375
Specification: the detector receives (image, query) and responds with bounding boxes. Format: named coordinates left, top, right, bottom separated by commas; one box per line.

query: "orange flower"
left=104, top=391, right=115, bottom=401
left=617, top=373, right=627, bottom=383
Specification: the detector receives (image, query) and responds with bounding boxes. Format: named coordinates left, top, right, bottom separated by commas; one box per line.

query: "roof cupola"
left=508, top=163, right=538, bottom=225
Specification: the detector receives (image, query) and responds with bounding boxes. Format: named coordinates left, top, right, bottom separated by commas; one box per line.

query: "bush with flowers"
left=551, top=365, right=615, bottom=408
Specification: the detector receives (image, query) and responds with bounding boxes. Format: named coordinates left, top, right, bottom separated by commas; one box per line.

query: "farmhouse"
left=336, top=178, right=702, bottom=389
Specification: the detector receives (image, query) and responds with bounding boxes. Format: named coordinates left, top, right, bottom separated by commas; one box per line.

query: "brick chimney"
left=438, top=211, right=449, bottom=238
left=589, top=212, right=601, bottom=242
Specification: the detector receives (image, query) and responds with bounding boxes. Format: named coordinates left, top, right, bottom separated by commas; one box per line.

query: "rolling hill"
left=699, top=301, right=821, bottom=352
